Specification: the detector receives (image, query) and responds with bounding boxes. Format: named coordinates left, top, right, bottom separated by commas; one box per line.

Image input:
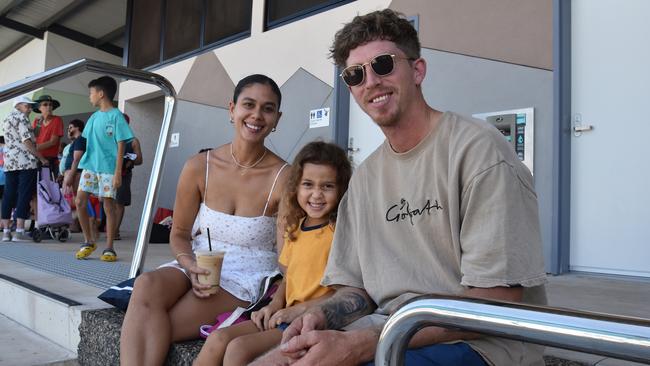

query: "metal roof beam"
left=0, top=16, right=44, bottom=38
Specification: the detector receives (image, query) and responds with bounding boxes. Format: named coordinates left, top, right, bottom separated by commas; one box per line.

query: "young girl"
left=193, top=141, right=352, bottom=366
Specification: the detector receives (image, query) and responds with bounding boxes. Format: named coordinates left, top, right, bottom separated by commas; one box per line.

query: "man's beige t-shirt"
left=322, top=112, right=547, bottom=365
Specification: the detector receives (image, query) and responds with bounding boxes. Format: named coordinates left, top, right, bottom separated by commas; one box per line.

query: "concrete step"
left=0, top=313, right=77, bottom=366
left=0, top=256, right=111, bottom=356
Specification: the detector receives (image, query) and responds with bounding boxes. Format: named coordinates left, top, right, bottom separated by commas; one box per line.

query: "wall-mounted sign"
left=170, top=132, right=180, bottom=148
left=309, top=107, right=330, bottom=129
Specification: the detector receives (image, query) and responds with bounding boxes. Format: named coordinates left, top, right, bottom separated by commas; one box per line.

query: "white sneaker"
left=11, top=231, right=31, bottom=242
left=1, top=231, right=11, bottom=242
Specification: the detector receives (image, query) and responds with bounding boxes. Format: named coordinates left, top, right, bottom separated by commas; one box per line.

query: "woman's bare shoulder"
left=265, top=150, right=289, bottom=169
left=184, top=145, right=229, bottom=171
left=183, top=151, right=207, bottom=172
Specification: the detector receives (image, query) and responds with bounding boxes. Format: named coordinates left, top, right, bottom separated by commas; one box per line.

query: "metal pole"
left=376, top=295, right=650, bottom=365
left=0, top=58, right=176, bottom=277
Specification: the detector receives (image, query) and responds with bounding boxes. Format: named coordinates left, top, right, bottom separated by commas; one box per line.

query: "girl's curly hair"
left=280, top=141, right=352, bottom=241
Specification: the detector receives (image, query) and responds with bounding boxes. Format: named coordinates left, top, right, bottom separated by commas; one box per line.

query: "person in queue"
left=32, top=95, right=64, bottom=176
left=1, top=96, right=48, bottom=242
left=74, top=76, right=133, bottom=262
left=254, top=9, right=547, bottom=366
left=120, top=74, right=290, bottom=365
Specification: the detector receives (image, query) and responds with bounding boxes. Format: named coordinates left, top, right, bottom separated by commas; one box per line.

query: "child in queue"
left=74, top=75, right=133, bottom=262
left=193, top=141, right=353, bottom=366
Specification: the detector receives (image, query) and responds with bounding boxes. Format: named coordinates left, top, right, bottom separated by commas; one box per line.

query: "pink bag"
left=37, top=167, right=73, bottom=226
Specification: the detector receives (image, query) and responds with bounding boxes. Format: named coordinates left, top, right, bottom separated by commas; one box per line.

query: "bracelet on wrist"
left=175, top=252, right=194, bottom=261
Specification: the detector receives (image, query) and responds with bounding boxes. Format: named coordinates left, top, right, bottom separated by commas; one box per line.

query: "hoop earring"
left=230, top=119, right=234, bottom=124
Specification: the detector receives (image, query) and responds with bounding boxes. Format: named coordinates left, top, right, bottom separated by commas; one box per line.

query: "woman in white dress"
left=120, top=74, right=289, bottom=365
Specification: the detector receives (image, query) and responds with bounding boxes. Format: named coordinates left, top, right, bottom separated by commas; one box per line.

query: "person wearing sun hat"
left=1, top=96, right=48, bottom=242
left=32, top=94, right=64, bottom=177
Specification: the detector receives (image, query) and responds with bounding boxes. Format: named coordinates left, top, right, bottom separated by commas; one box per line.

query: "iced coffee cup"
left=195, top=250, right=225, bottom=294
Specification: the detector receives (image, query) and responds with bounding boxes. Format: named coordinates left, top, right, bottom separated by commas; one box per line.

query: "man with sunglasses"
left=254, top=9, right=546, bottom=366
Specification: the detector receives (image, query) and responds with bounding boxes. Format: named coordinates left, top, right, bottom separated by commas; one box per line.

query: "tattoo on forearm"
left=321, top=288, right=376, bottom=330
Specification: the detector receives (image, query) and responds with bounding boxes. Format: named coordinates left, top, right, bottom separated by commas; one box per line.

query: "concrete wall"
left=0, top=38, right=46, bottom=87
left=391, top=0, right=553, bottom=69
left=122, top=97, right=165, bottom=233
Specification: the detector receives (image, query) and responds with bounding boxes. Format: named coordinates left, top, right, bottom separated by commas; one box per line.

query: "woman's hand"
left=180, top=257, right=214, bottom=298
left=251, top=301, right=284, bottom=330
left=269, top=304, right=306, bottom=330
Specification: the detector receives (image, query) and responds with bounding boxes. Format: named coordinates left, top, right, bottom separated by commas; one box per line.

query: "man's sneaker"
left=11, top=231, right=31, bottom=242
left=1, top=232, right=11, bottom=242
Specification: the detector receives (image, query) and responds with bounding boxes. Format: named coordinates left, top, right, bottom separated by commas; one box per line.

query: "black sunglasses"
left=340, top=53, right=414, bottom=87
left=40, top=102, right=53, bottom=107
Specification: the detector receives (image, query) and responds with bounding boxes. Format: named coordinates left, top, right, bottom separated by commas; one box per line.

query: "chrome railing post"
left=129, top=94, right=175, bottom=277
left=0, top=59, right=176, bottom=278
left=375, top=295, right=650, bottom=365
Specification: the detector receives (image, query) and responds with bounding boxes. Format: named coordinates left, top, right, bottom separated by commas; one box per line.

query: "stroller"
left=33, top=167, right=73, bottom=242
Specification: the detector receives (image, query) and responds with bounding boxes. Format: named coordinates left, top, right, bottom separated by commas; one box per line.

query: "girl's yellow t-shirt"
left=279, top=221, right=334, bottom=306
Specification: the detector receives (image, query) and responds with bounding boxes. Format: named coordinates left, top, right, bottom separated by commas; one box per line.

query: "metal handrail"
left=375, top=294, right=650, bottom=365
left=0, top=58, right=176, bottom=277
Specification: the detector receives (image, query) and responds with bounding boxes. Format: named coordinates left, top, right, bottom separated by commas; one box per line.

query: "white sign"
left=309, top=107, right=330, bottom=129
left=170, top=132, right=180, bottom=148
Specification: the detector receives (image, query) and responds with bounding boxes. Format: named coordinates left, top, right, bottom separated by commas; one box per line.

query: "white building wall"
left=0, top=38, right=46, bottom=88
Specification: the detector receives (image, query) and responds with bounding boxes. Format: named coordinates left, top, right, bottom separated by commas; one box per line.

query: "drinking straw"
left=207, top=228, right=212, bottom=251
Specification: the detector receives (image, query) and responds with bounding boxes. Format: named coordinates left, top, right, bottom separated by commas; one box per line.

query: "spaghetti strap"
left=262, top=163, right=288, bottom=216
left=204, top=151, right=210, bottom=204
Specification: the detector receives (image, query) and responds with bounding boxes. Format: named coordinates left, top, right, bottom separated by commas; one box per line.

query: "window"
left=164, top=0, right=202, bottom=60
left=128, top=0, right=253, bottom=69
left=129, top=0, right=162, bottom=69
left=265, top=0, right=354, bottom=29
left=205, top=0, right=252, bottom=46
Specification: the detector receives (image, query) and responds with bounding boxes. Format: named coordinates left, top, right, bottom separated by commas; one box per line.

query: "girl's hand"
left=185, top=263, right=214, bottom=298
left=269, top=305, right=306, bottom=329
left=251, top=301, right=284, bottom=330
